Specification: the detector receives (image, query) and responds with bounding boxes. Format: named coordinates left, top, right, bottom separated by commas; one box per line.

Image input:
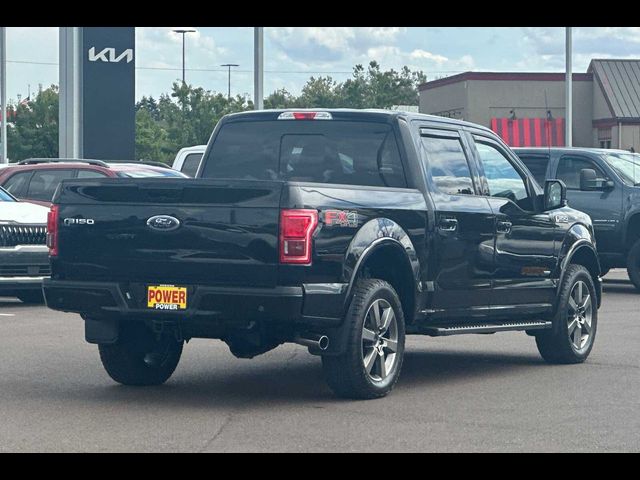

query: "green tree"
left=7, top=85, right=59, bottom=161
left=337, top=64, right=368, bottom=109
left=297, top=76, right=342, bottom=108
left=135, top=82, right=254, bottom=164
left=264, top=88, right=297, bottom=109
left=135, top=108, right=172, bottom=162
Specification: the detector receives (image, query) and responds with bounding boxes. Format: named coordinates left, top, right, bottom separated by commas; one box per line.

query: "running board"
left=421, top=321, right=552, bottom=337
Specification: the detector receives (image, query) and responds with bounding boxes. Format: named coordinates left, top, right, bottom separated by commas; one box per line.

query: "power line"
left=4, top=59, right=464, bottom=75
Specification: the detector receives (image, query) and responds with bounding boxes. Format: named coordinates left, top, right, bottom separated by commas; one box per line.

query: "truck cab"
left=515, top=147, right=640, bottom=290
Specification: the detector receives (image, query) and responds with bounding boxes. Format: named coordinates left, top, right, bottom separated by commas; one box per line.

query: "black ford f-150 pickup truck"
left=43, top=109, right=602, bottom=399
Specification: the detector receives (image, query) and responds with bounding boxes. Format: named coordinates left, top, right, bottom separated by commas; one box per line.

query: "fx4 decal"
left=323, top=210, right=359, bottom=228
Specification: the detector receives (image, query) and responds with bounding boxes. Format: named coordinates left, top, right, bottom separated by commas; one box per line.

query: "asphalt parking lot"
left=0, top=270, right=638, bottom=452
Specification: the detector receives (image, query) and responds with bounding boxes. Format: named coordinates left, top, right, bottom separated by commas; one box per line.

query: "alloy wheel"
left=361, top=299, right=399, bottom=382
left=567, top=280, right=593, bottom=353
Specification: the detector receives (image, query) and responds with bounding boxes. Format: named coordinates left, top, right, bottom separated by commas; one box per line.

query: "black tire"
left=98, top=322, right=183, bottom=386
left=322, top=279, right=405, bottom=400
left=17, top=291, right=45, bottom=304
left=535, top=264, right=598, bottom=364
left=626, top=239, right=640, bottom=291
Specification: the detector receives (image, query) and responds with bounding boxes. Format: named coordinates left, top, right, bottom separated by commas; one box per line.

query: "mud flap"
left=84, top=317, right=119, bottom=344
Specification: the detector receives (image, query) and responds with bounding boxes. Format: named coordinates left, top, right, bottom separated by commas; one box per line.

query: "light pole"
left=1, top=27, right=7, bottom=164
left=254, top=27, right=263, bottom=110
left=221, top=63, right=239, bottom=101
left=565, top=26, right=572, bottom=147
left=172, top=28, right=196, bottom=84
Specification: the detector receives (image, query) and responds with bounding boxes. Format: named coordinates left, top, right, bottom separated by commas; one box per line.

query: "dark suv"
left=0, top=159, right=187, bottom=206
left=44, top=110, right=601, bottom=399
left=515, top=147, right=640, bottom=290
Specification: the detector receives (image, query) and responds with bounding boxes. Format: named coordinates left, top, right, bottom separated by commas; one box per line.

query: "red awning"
left=490, top=117, right=565, bottom=147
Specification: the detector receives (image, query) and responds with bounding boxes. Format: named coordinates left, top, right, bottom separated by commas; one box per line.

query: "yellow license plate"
left=147, top=285, right=187, bottom=310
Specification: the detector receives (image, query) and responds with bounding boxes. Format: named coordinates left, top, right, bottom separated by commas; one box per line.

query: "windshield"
left=604, top=152, right=640, bottom=186
left=0, top=188, right=15, bottom=202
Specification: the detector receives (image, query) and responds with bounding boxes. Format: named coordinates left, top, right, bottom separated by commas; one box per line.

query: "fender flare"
left=622, top=208, right=640, bottom=248
left=557, top=234, right=601, bottom=311
left=341, top=218, right=421, bottom=310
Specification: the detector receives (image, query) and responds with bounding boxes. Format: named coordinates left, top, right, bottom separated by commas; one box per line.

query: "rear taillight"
left=47, top=205, right=59, bottom=257
left=279, top=209, right=318, bottom=264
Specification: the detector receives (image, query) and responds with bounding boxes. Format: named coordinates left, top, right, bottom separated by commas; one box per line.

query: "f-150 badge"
left=323, top=210, right=358, bottom=227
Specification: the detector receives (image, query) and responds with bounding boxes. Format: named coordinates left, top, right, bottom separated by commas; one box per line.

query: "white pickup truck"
left=171, top=145, right=206, bottom=177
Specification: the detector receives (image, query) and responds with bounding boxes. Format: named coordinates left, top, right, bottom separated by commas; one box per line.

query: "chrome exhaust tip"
left=293, top=333, right=329, bottom=351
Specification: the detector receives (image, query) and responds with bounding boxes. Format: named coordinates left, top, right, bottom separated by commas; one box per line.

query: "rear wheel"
left=535, top=264, right=597, bottom=364
left=626, top=239, right=640, bottom=291
left=98, top=323, right=183, bottom=386
left=322, top=279, right=405, bottom=399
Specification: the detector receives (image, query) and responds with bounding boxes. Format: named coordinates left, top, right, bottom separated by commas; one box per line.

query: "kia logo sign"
left=147, top=215, right=181, bottom=232
left=88, top=47, right=134, bottom=63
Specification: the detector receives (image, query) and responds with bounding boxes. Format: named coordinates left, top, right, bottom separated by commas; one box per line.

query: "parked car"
left=43, top=110, right=601, bottom=399
left=0, top=159, right=188, bottom=206
left=515, top=147, right=640, bottom=290
left=172, top=145, right=206, bottom=177
left=0, top=186, right=49, bottom=303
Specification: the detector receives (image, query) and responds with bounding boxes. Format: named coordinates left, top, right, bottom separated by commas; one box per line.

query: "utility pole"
left=1, top=27, right=7, bottom=164
left=565, top=26, right=573, bottom=147
left=221, top=63, right=239, bottom=101
left=254, top=27, right=264, bottom=110
left=172, top=28, right=196, bottom=84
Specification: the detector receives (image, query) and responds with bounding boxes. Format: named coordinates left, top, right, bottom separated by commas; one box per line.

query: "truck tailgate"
left=51, top=178, right=283, bottom=287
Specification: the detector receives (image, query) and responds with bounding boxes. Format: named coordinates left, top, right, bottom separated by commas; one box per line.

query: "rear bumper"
left=0, top=276, right=47, bottom=292
left=0, top=246, right=49, bottom=293
left=43, top=279, right=347, bottom=327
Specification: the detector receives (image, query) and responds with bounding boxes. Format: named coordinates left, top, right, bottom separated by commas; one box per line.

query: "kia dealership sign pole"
left=59, top=27, right=82, bottom=159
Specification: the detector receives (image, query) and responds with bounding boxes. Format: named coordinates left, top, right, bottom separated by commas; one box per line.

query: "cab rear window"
left=201, top=121, right=407, bottom=188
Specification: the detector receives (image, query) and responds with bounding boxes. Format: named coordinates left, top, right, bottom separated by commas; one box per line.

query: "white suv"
left=0, top=187, right=49, bottom=303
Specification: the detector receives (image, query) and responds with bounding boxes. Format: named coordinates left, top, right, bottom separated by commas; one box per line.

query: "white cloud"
left=267, top=27, right=406, bottom=65
left=409, top=49, right=449, bottom=64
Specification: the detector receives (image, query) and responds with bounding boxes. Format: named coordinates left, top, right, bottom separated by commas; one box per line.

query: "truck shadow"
left=602, top=277, right=636, bottom=294
left=70, top=348, right=545, bottom=408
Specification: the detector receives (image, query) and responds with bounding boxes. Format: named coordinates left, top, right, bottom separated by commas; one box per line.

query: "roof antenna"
left=544, top=90, right=552, bottom=158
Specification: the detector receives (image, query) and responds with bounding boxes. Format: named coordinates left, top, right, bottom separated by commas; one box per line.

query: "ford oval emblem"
left=147, top=215, right=181, bottom=232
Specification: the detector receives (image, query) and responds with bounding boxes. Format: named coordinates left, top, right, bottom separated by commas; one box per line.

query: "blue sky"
left=4, top=27, right=640, bottom=104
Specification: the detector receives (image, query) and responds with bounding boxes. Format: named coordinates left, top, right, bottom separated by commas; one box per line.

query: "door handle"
left=438, top=217, right=458, bottom=232
left=496, top=220, right=512, bottom=234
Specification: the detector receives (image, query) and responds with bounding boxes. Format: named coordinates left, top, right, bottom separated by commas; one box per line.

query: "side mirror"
left=580, top=168, right=614, bottom=191
left=544, top=179, right=567, bottom=211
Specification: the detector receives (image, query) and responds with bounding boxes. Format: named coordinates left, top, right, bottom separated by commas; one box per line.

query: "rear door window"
left=181, top=153, right=203, bottom=177
left=2, top=171, right=32, bottom=197
left=202, top=120, right=407, bottom=188
left=26, top=169, right=76, bottom=201
left=517, top=154, right=550, bottom=186
left=420, top=133, right=475, bottom=195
